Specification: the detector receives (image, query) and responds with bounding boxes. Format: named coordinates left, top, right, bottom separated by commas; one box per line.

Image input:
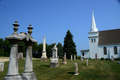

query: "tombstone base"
left=4, top=75, right=22, bottom=80
left=21, top=72, right=37, bottom=80
left=74, top=73, right=79, bottom=75
left=40, top=58, right=48, bottom=62
left=50, top=62, right=59, bottom=68
left=62, top=62, right=67, bottom=64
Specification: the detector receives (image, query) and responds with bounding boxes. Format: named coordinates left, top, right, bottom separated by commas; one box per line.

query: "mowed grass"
left=0, top=59, right=120, bottom=80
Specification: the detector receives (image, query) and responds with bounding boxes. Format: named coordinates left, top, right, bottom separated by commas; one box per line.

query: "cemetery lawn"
left=0, top=59, right=120, bottom=80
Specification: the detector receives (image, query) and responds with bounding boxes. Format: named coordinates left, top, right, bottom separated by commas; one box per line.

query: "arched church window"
left=82, top=52, right=84, bottom=56
left=94, top=39, right=96, bottom=42
left=104, top=47, right=107, bottom=55
left=91, top=39, right=93, bottom=42
left=114, top=46, right=117, bottom=54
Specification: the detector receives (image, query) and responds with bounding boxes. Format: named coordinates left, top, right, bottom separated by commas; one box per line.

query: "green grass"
left=0, top=59, right=120, bottom=80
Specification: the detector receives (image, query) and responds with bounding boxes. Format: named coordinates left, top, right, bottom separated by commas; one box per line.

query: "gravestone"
left=50, top=43, right=59, bottom=68
left=74, top=63, right=79, bottom=75
left=111, top=56, right=115, bottom=62
left=18, top=52, right=23, bottom=59
left=21, top=24, right=37, bottom=80
left=4, top=21, right=37, bottom=80
left=81, top=58, right=83, bottom=61
left=0, top=62, right=4, bottom=71
left=71, top=55, right=72, bottom=60
left=117, top=61, right=120, bottom=64
left=40, top=36, right=48, bottom=62
left=4, top=20, right=23, bottom=80
left=57, top=56, right=59, bottom=59
left=62, top=53, right=67, bottom=64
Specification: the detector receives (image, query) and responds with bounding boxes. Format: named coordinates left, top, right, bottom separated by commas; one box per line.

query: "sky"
left=0, top=0, right=120, bottom=55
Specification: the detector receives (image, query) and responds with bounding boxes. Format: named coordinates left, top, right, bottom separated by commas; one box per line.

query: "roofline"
left=98, top=43, right=120, bottom=46
left=80, top=49, right=89, bottom=52
left=98, top=28, right=120, bottom=32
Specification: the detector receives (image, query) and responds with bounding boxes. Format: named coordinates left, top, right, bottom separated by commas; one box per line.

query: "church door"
left=95, top=53, right=97, bottom=60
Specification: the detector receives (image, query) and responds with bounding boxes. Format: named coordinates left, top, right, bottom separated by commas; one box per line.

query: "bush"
left=100, top=58, right=104, bottom=60
left=114, top=58, right=120, bottom=60
left=4, top=52, right=9, bottom=57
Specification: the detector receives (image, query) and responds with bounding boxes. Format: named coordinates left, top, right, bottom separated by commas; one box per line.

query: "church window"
left=103, top=47, right=107, bottom=55
left=114, top=46, right=117, bottom=54
left=94, top=39, right=96, bottom=42
left=91, top=39, right=93, bottom=42
left=82, top=52, right=84, bottom=56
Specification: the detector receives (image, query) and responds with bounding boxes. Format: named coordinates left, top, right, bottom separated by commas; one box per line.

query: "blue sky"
left=0, top=0, right=120, bottom=55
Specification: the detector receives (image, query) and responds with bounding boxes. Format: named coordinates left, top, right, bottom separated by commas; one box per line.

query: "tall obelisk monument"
left=40, top=36, right=48, bottom=61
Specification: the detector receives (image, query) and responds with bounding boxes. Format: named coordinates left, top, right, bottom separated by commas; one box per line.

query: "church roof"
left=98, top=29, right=120, bottom=45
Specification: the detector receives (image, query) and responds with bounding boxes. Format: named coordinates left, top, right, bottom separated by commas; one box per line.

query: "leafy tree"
left=0, top=47, right=4, bottom=56
left=63, top=30, right=77, bottom=59
left=32, top=43, right=38, bottom=57
left=3, top=39, right=11, bottom=57
left=36, top=43, right=43, bottom=58
left=18, top=41, right=26, bottom=57
left=57, top=42, right=63, bottom=59
left=47, top=43, right=54, bottom=58
left=0, top=38, right=4, bottom=56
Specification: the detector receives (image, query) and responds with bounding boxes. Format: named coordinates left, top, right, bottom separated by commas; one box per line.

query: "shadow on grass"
left=41, top=65, right=50, bottom=67
left=67, top=72, right=74, bottom=74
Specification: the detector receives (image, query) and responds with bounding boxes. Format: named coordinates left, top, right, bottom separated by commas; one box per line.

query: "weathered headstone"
left=81, top=58, right=83, bottom=61
left=4, top=20, right=23, bottom=80
left=111, top=56, right=115, bottom=62
left=71, top=55, right=72, bottom=60
left=0, top=62, right=4, bottom=71
left=18, top=52, right=23, bottom=59
left=74, top=63, right=79, bottom=75
left=57, top=56, right=59, bottom=59
left=21, top=24, right=37, bottom=80
left=117, top=61, right=120, bottom=64
left=62, top=53, right=67, bottom=64
left=50, top=43, right=59, bottom=68
left=40, top=36, right=48, bottom=62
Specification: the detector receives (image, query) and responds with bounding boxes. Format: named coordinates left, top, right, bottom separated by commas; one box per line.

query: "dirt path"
left=0, top=57, right=39, bottom=62
left=0, top=57, right=9, bottom=62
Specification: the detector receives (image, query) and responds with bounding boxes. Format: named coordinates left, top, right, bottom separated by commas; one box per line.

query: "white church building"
left=80, top=12, right=120, bottom=59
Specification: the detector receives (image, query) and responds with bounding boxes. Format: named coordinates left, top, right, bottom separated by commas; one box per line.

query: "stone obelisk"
left=40, top=36, right=48, bottom=61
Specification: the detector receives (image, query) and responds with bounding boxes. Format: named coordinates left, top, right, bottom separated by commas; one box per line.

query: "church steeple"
left=90, top=11, right=98, bottom=32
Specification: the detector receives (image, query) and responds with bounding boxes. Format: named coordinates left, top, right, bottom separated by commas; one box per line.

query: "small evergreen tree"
left=63, top=30, right=77, bottom=59
left=57, top=42, right=63, bottom=59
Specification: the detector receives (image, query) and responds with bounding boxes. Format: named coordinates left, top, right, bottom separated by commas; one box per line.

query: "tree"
left=36, top=43, right=43, bottom=58
left=3, top=39, right=11, bottom=57
left=0, top=38, right=4, bottom=56
left=18, top=41, right=26, bottom=57
left=63, top=30, right=77, bottom=59
left=32, top=43, right=38, bottom=58
left=47, top=43, right=54, bottom=58
left=57, top=42, right=63, bottom=59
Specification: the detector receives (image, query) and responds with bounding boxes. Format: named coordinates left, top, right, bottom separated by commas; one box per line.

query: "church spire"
left=90, top=10, right=98, bottom=32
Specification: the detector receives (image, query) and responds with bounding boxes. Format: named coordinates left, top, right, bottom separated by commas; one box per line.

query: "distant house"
left=80, top=12, right=120, bottom=59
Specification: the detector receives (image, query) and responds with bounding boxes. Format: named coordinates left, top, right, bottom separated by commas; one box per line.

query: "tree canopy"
left=63, top=30, right=77, bottom=59
left=57, top=42, right=63, bottom=59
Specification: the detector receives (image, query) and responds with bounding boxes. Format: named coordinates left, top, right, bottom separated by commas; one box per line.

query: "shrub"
left=100, top=58, right=104, bottom=60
